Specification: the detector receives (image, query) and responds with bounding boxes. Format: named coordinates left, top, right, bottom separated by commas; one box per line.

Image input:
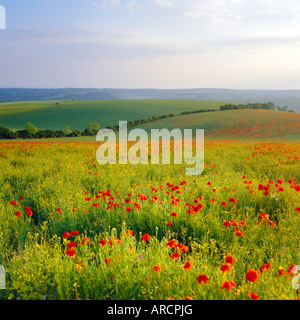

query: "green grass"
left=0, top=99, right=222, bottom=131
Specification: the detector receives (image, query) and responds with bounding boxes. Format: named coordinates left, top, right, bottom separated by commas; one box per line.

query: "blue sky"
left=0, top=0, right=300, bottom=89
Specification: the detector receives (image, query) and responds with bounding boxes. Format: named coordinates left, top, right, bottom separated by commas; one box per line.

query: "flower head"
left=246, top=269, right=259, bottom=282
left=197, top=274, right=209, bottom=285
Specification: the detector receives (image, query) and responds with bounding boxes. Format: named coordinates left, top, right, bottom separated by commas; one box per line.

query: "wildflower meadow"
left=0, top=140, right=299, bottom=300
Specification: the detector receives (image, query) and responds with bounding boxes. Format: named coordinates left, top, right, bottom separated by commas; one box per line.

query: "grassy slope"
left=0, top=99, right=222, bottom=131
left=0, top=101, right=61, bottom=116
left=2, top=109, right=299, bottom=142
left=140, top=109, right=300, bottom=140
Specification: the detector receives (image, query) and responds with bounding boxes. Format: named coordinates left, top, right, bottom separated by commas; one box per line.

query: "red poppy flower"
left=287, top=265, right=298, bottom=275
left=278, top=268, right=287, bottom=276
left=141, top=233, right=150, bottom=241
left=56, top=208, right=62, bottom=214
left=183, top=261, right=193, bottom=271
left=259, top=212, right=269, bottom=221
left=171, top=252, right=180, bottom=260
left=19, top=197, right=23, bottom=201
left=225, top=254, right=235, bottom=265
left=246, top=269, right=259, bottom=282
left=167, top=221, right=173, bottom=226
left=239, top=220, right=246, bottom=228
left=220, top=201, right=227, bottom=207
left=99, top=240, right=106, bottom=247
left=126, top=230, right=134, bottom=236
left=223, top=221, right=231, bottom=227
left=258, top=263, right=271, bottom=273
left=171, top=212, right=178, bottom=217
left=63, top=232, right=71, bottom=239
left=153, top=265, right=162, bottom=273
left=295, top=207, right=300, bottom=213
left=71, top=230, right=79, bottom=236
left=125, top=207, right=132, bottom=212
left=15, top=211, right=21, bottom=218
left=230, top=219, right=238, bottom=226
left=220, top=264, right=231, bottom=273
left=196, top=274, right=209, bottom=285
left=248, top=292, right=259, bottom=300
left=9, top=201, right=17, bottom=206
left=166, top=239, right=176, bottom=248
left=66, top=249, right=76, bottom=257
left=104, top=258, right=112, bottom=266
left=221, top=281, right=236, bottom=291
left=236, top=231, right=244, bottom=237
left=68, top=241, right=77, bottom=250
left=185, top=296, right=193, bottom=300
left=229, top=197, right=236, bottom=203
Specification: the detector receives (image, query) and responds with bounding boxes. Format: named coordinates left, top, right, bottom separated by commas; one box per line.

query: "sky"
left=0, top=0, right=300, bottom=89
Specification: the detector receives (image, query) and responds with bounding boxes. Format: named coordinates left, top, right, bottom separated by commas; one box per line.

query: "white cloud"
left=155, top=0, right=173, bottom=8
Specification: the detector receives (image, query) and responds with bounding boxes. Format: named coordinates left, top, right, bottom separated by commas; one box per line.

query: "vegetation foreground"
left=0, top=141, right=299, bottom=300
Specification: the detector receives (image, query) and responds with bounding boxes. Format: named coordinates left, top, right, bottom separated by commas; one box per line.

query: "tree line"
left=219, top=101, right=294, bottom=112
left=180, top=109, right=218, bottom=115
left=0, top=122, right=101, bottom=139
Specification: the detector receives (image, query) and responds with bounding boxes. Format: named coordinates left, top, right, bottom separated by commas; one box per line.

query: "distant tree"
left=0, top=126, right=15, bottom=139
left=64, top=126, right=71, bottom=136
left=25, top=122, right=38, bottom=134
left=83, top=123, right=100, bottom=136
left=252, top=103, right=262, bottom=109
left=69, top=129, right=81, bottom=137
left=88, top=123, right=100, bottom=132
left=262, top=102, right=276, bottom=110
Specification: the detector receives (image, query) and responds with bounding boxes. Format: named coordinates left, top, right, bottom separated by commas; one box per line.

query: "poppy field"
left=0, top=140, right=299, bottom=300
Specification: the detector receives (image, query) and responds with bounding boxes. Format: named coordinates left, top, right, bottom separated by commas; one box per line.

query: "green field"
left=0, top=100, right=222, bottom=131
left=0, top=101, right=60, bottom=116
left=2, top=108, right=299, bottom=142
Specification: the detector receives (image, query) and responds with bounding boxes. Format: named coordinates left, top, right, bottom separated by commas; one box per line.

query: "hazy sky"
left=0, top=0, right=300, bottom=89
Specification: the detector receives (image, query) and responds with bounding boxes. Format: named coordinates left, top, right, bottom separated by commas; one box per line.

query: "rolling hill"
left=0, top=99, right=222, bottom=131
left=1, top=88, right=300, bottom=112
left=1, top=108, right=299, bottom=142
left=136, top=109, right=300, bottom=141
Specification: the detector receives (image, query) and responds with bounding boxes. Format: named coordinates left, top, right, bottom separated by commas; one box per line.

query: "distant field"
left=0, top=99, right=222, bottom=131
left=2, top=109, right=299, bottom=142
left=0, top=101, right=61, bottom=116
left=136, top=109, right=300, bottom=141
